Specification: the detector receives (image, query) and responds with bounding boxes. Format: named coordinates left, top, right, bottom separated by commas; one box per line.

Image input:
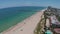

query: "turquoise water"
left=0, top=6, right=45, bottom=33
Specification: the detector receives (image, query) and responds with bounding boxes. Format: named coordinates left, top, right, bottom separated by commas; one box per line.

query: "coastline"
left=1, top=9, right=45, bottom=34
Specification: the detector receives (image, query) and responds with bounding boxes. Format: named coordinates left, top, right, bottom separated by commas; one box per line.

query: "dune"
left=1, top=9, right=45, bottom=34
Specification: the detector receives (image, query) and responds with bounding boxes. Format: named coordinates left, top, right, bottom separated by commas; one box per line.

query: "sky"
left=0, top=0, right=60, bottom=8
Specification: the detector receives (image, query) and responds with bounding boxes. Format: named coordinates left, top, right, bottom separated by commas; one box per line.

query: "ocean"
left=0, top=6, right=45, bottom=33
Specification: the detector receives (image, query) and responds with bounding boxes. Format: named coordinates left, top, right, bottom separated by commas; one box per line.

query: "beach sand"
left=1, top=10, right=45, bottom=34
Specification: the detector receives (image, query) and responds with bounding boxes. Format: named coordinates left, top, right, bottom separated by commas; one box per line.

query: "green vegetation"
left=34, top=14, right=45, bottom=34
left=44, top=11, right=49, bottom=19
left=57, top=16, right=60, bottom=22
left=45, top=12, right=50, bottom=16
left=34, top=10, right=51, bottom=34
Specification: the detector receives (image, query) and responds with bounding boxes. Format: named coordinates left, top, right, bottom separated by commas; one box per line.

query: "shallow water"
left=0, top=6, right=45, bottom=33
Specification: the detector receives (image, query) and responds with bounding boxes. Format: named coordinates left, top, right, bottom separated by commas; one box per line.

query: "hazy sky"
left=0, top=0, right=60, bottom=8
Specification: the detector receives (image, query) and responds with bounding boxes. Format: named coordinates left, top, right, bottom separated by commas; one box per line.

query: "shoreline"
left=1, top=9, right=46, bottom=34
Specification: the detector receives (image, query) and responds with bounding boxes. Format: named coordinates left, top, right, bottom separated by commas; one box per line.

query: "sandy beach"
left=1, top=9, right=45, bottom=34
